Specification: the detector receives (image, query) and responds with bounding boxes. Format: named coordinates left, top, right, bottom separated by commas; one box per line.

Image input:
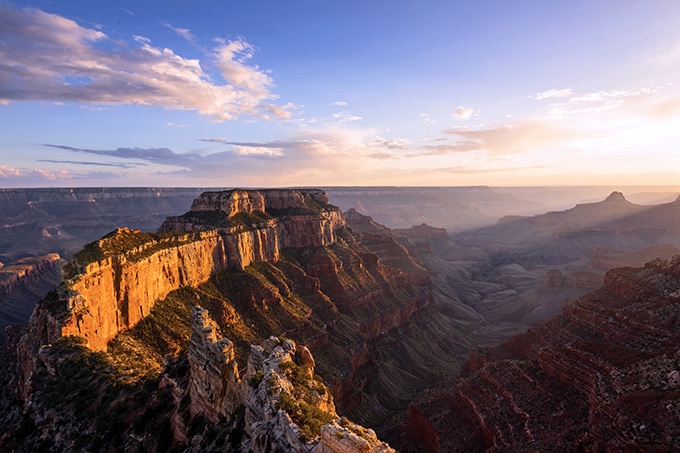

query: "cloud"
left=453, top=105, right=475, bottom=120
left=166, top=122, right=189, bottom=128
left=0, top=165, right=22, bottom=177
left=162, top=21, right=196, bottom=44
left=539, top=86, right=661, bottom=117
left=331, top=101, right=348, bottom=106
left=31, top=168, right=74, bottom=180
left=531, top=89, right=574, bottom=100
left=0, top=6, right=291, bottom=122
left=37, top=159, right=147, bottom=168
left=331, top=112, right=362, bottom=123
left=42, top=144, right=201, bottom=167
left=443, top=120, right=582, bottom=155
left=373, top=136, right=411, bottom=149
left=232, top=146, right=284, bottom=157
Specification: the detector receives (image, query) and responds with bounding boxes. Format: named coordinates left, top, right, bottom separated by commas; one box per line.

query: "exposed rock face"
left=407, top=256, right=680, bottom=452
left=21, top=189, right=345, bottom=354
left=243, top=335, right=394, bottom=453
left=160, top=188, right=346, bottom=249
left=188, top=306, right=244, bottom=424
left=0, top=254, right=62, bottom=299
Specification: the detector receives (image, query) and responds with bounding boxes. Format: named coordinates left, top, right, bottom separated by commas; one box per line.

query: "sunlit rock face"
left=406, top=256, right=680, bottom=452
left=23, top=189, right=345, bottom=353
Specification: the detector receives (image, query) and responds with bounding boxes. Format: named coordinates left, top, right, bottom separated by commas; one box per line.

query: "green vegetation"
left=276, top=391, right=334, bottom=442
left=248, top=370, right=264, bottom=388
left=174, top=209, right=273, bottom=229
left=63, top=228, right=203, bottom=278
left=33, top=336, right=175, bottom=451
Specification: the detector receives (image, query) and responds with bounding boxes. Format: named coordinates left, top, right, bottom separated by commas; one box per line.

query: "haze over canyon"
left=0, top=186, right=679, bottom=451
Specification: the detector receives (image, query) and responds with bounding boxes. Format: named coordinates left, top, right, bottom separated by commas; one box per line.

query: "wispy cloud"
left=535, top=86, right=661, bottom=117
left=531, top=89, right=574, bottom=100
left=0, top=6, right=292, bottom=122
left=37, top=159, right=147, bottom=168
left=331, top=112, right=362, bottom=123
left=443, top=120, right=582, bottom=155
left=42, top=144, right=201, bottom=167
left=166, top=122, right=189, bottom=128
left=162, top=21, right=196, bottom=44
left=331, top=101, right=348, bottom=106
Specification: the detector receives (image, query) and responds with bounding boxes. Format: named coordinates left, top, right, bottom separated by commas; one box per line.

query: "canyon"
left=2, top=187, right=680, bottom=451
left=406, top=256, right=680, bottom=451
left=5, top=188, right=472, bottom=451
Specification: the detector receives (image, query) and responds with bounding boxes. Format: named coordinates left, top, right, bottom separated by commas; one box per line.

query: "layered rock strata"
left=407, top=256, right=680, bottom=451
left=22, top=189, right=344, bottom=354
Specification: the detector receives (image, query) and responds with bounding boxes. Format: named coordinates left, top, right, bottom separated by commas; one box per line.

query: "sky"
left=1, top=0, right=680, bottom=188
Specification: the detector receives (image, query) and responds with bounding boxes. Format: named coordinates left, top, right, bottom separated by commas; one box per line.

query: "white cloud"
left=0, top=6, right=291, bottom=122
left=232, top=146, right=284, bottom=157
left=331, top=112, right=362, bottom=123
left=331, top=101, right=348, bottom=106
left=531, top=89, right=574, bottom=100
left=543, top=86, right=662, bottom=117
left=166, top=122, right=189, bottom=128
left=453, top=105, right=475, bottom=120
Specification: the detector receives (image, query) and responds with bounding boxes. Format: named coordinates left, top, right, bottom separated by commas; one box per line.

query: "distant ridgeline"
left=24, top=189, right=345, bottom=352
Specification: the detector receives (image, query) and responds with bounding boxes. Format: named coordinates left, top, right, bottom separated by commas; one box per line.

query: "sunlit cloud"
left=0, top=165, right=22, bottom=178
left=444, top=120, right=582, bottom=155
left=453, top=105, right=475, bottom=120
left=538, top=86, right=662, bottom=117
left=31, top=168, right=74, bottom=180
left=531, top=89, right=574, bottom=100
left=331, top=112, right=362, bottom=123
left=0, top=6, right=292, bottom=122
left=232, top=146, right=284, bottom=157
left=373, top=136, right=411, bottom=149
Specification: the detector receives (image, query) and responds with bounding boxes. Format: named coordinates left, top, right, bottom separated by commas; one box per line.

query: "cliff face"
left=24, top=189, right=344, bottom=353
left=407, top=256, right=680, bottom=452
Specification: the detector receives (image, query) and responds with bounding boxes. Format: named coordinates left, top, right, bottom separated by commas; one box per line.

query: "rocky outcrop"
left=188, top=306, right=244, bottom=424
left=0, top=254, right=62, bottom=299
left=407, top=256, right=680, bottom=451
left=243, top=334, right=394, bottom=453
left=160, top=188, right=346, bottom=249
left=21, top=189, right=345, bottom=354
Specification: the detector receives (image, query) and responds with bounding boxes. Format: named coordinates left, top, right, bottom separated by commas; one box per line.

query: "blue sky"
left=1, top=0, right=679, bottom=187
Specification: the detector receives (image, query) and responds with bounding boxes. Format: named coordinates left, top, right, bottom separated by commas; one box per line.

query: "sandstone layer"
left=407, top=257, right=680, bottom=452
